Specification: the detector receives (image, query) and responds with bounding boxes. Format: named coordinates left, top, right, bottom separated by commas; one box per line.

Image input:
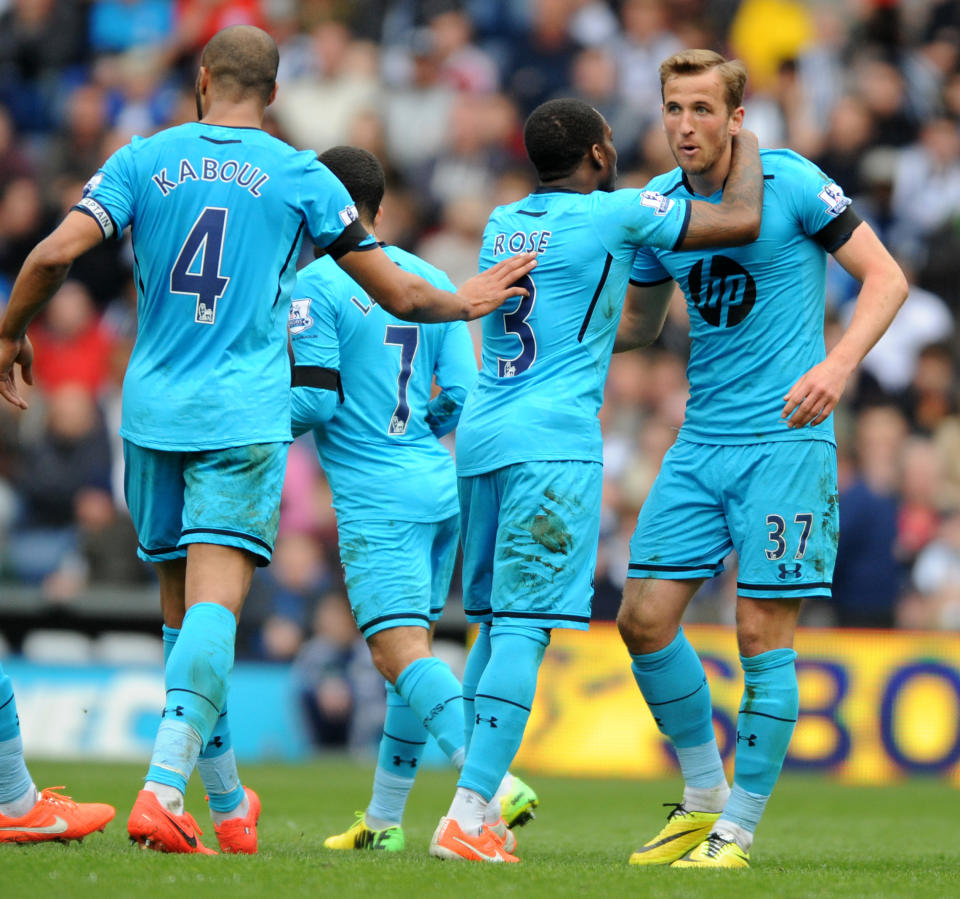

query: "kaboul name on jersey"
left=151, top=158, right=270, bottom=197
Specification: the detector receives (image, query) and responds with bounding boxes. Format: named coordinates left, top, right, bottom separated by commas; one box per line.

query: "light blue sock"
left=366, top=682, right=426, bottom=825
left=163, top=624, right=243, bottom=812
left=725, top=648, right=799, bottom=832
left=394, top=657, right=464, bottom=762
left=458, top=625, right=549, bottom=800
left=461, top=623, right=491, bottom=753
left=147, top=603, right=235, bottom=792
left=630, top=627, right=725, bottom=788
left=0, top=666, right=32, bottom=806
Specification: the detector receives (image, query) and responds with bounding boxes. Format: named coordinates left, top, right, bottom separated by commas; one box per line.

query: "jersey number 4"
left=170, top=207, right=230, bottom=324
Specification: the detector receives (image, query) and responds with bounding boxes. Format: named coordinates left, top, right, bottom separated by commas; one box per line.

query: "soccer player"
left=428, top=97, right=765, bottom=864
left=291, top=145, right=537, bottom=855
left=0, top=661, right=115, bottom=843
left=616, top=50, right=908, bottom=869
left=0, top=26, right=534, bottom=856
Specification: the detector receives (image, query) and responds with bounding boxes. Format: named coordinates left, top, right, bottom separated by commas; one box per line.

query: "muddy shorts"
left=628, top=438, right=838, bottom=599
left=336, top=515, right=459, bottom=638
left=458, top=460, right=602, bottom=630
left=123, top=440, right=288, bottom=566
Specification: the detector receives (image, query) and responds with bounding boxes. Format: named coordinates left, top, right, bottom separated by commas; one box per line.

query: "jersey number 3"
left=170, top=207, right=230, bottom=324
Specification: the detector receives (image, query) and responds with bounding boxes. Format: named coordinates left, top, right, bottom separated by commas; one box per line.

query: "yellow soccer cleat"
left=671, top=832, right=750, bottom=869
left=500, top=776, right=538, bottom=829
left=628, top=803, right=720, bottom=866
left=323, top=812, right=405, bottom=852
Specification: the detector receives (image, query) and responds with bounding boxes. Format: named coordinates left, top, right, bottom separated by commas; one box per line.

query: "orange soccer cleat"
left=485, top=816, right=517, bottom=854
left=213, top=787, right=261, bottom=854
left=127, top=789, right=217, bottom=855
left=0, top=786, right=115, bottom=844
left=429, top=816, right=519, bottom=863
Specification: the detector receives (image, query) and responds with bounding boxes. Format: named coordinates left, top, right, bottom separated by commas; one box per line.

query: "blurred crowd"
left=2, top=0, right=960, bottom=725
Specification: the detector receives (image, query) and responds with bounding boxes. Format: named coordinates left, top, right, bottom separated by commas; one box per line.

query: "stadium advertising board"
left=515, top=624, right=960, bottom=783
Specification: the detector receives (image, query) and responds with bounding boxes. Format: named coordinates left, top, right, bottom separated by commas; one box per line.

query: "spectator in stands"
left=293, top=589, right=385, bottom=753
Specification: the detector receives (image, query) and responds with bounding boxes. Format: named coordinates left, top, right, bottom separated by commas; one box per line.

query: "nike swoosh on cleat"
left=159, top=810, right=198, bottom=849
left=451, top=835, right=502, bottom=861
left=639, top=828, right=702, bottom=851
left=0, top=816, right=69, bottom=834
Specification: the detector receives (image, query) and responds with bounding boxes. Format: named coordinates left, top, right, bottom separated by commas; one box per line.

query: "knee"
left=616, top=595, right=667, bottom=655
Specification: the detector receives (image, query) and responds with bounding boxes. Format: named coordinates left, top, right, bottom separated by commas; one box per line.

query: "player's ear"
left=590, top=143, right=604, bottom=170
left=374, top=206, right=384, bottom=230
left=728, top=105, right=745, bottom=135
left=266, top=81, right=278, bottom=107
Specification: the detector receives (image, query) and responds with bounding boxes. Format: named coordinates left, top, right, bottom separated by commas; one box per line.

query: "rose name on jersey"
left=492, top=230, right=552, bottom=255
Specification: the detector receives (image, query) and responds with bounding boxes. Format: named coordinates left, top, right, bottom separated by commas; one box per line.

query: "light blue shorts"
left=628, top=439, right=838, bottom=599
left=459, top=460, right=602, bottom=630
left=336, top=515, right=459, bottom=639
left=123, top=440, right=288, bottom=566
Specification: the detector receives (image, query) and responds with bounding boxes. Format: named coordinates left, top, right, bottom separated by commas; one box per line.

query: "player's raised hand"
left=0, top=335, right=33, bottom=410
left=781, top=357, right=850, bottom=428
left=458, top=252, right=538, bottom=320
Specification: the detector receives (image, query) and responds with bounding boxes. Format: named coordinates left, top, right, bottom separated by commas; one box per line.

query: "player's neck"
left=684, top=165, right=728, bottom=197
left=684, top=145, right=733, bottom=197
left=199, top=99, right=265, bottom=129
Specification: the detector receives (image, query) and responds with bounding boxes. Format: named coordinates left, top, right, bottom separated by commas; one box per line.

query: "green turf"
left=2, top=760, right=957, bottom=898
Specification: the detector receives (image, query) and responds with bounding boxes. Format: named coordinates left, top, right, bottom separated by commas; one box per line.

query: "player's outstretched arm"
left=781, top=221, right=908, bottom=428
left=337, top=248, right=536, bottom=323
left=614, top=281, right=676, bottom=352
left=678, top=130, right=763, bottom=250
left=0, top=211, right=104, bottom=409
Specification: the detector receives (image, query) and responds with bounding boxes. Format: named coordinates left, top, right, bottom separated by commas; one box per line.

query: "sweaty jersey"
left=76, top=121, right=372, bottom=451
left=290, top=244, right=477, bottom=523
left=455, top=186, right=690, bottom=476
left=631, top=149, right=860, bottom=446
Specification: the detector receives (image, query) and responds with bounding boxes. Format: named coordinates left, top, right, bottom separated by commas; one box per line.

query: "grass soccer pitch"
left=3, top=759, right=958, bottom=899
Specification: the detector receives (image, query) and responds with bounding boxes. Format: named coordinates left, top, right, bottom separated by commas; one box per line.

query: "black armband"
left=813, top=206, right=862, bottom=253
left=322, top=220, right=376, bottom=261
left=291, top=365, right=344, bottom=402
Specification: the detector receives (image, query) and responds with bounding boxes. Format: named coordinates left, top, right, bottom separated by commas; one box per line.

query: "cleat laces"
left=702, top=833, right=731, bottom=858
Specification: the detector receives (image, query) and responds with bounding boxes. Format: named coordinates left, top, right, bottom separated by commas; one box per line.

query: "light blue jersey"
left=455, top=186, right=690, bottom=476
left=631, top=149, right=859, bottom=446
left=290, top=243, right=477, bottom=523
left=76, top=121, right=372, bottom=451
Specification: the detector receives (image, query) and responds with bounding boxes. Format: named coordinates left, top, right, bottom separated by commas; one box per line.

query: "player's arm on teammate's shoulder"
left=614, top=280, right=676, bottom=352
left=0, top=210, right=104, bottom=409
left=781, top=222, right=908, bottom=429
left=679, top=129, right=763, bottom=250
left=336, top=246, right=537, bottom=323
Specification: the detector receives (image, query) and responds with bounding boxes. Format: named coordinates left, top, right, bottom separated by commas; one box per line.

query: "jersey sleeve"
left=73, top=143, right=138, bottom=239
left=298, top=157, right=376, bottom=258
left=289, top=270, right=342, bottom=436
left=630, top=246, right=672, bottom=286
left=427, top=321, right=478, bottom=437
left=780, top=151, right=861, bottom=253
left=599, top=188, right=691, bottom=256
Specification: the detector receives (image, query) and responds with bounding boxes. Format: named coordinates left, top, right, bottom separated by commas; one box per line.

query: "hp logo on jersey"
left=688, top=255, right=757, bottom=328
left=288, top=299, right=314, bottom=334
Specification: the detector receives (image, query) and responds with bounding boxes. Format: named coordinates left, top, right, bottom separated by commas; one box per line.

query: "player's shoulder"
left=639, top=167, right=686, bottom=197
left=295, top=253, right=350, bottom=294
left=761, top=147, right=826, bottom=181
left=383, top=245, right=455, bottom=292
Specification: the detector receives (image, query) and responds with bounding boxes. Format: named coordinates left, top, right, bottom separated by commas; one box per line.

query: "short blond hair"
left=659, top=49, right=747, bottom=113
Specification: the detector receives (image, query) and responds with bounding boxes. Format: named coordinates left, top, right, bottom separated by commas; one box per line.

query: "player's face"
left=661, top=70, right=743, bottom=179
